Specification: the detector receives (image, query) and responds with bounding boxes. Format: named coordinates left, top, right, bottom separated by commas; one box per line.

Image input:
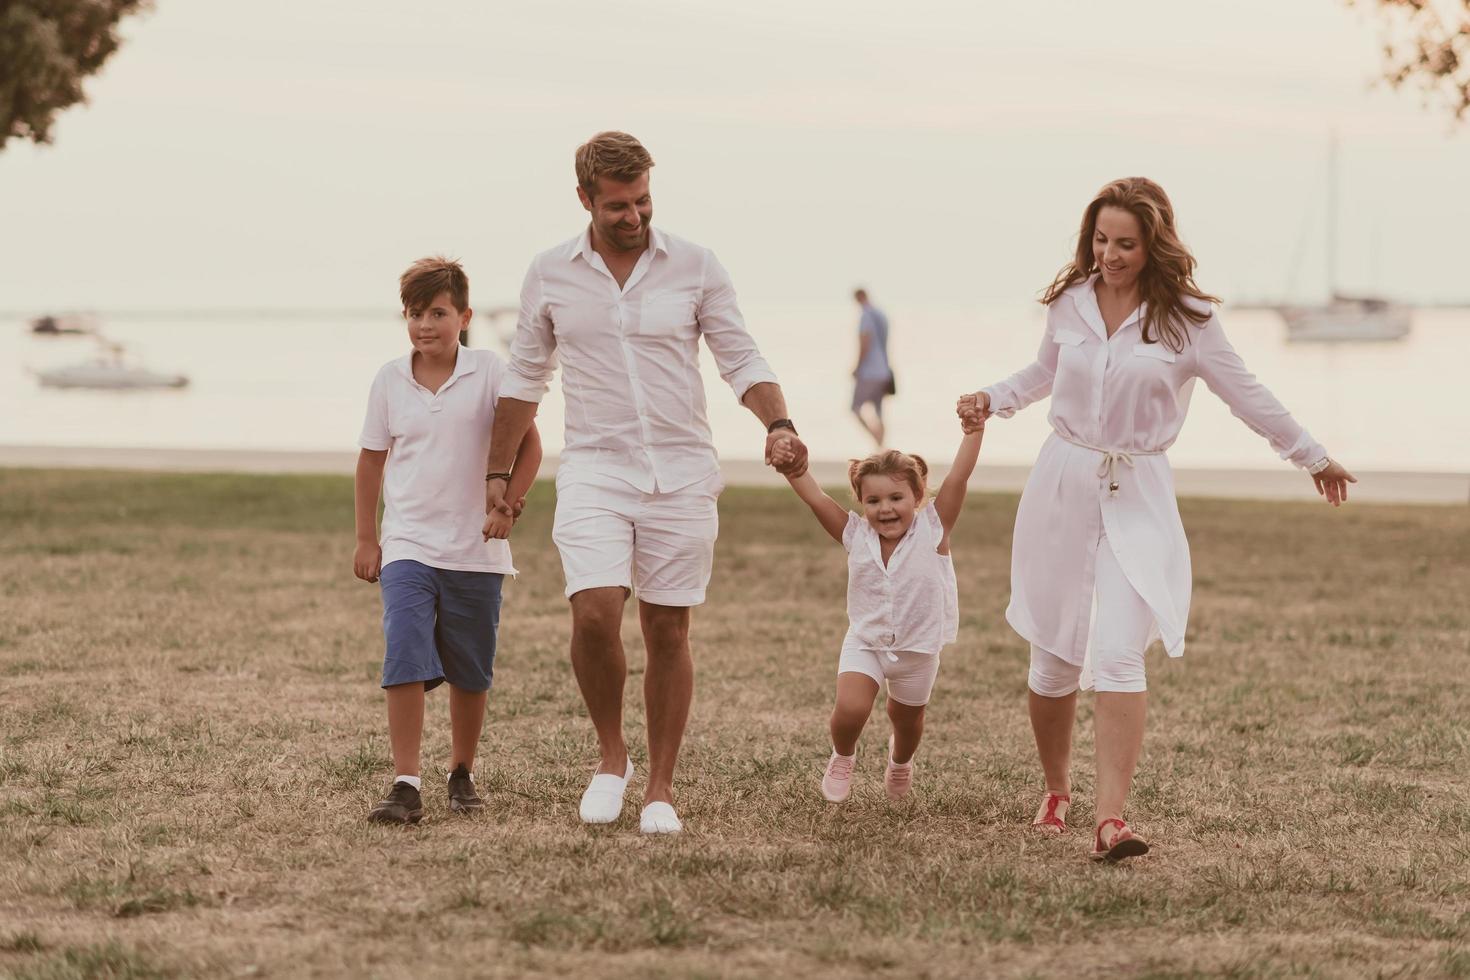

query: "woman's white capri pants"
left=1028, top=534, right=1152, bottom=696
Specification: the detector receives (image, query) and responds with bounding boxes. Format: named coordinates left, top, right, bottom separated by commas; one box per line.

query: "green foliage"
left=0, top=0, right=151, bottom=150
left=1356, top=0, right=1470, bottom=120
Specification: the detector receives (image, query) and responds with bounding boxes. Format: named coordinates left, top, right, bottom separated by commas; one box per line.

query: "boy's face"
left=859, top=473, right=918, bottom=541
left=404, top=291, right=470, bottom=359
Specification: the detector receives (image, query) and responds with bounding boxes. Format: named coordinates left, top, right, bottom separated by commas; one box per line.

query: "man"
left=483, top=131, right=807, bottom=834
left=851, top=288, right=892, bottom=447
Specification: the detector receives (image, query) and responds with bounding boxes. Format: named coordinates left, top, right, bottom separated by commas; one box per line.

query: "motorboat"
left=37, top=360, right=188, bottom=389
left=35, top=340, right=188, bottom=390
left=30, top=313, right=98, bottom=335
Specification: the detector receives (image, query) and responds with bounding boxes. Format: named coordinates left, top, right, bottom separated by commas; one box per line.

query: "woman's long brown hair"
left=1040, top=177, right=1220, bottom=352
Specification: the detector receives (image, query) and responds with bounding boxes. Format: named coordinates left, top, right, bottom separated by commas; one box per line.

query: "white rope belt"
left=1055, top=432, right=1164, bottom=497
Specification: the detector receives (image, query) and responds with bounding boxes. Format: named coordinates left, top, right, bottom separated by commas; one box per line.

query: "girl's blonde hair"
left=848, top=449, right=929, bottom=502
left=1040, top=176, right=1220, bottom=353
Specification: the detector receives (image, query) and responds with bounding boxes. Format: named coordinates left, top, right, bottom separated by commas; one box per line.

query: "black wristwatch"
left=767, top=418, right=797, bottom=435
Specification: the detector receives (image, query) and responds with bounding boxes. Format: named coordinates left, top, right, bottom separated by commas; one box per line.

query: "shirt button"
left=430, top=403, right=442, bottom=413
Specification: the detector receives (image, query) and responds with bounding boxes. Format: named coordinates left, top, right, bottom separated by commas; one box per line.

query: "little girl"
left=773, top=422, right=982, bottom=801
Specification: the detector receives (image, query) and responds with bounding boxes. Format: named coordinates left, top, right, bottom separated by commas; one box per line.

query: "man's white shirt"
left=501, top=227, right=778, bottom=493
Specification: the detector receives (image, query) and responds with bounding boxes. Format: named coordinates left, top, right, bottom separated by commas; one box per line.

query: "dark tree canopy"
left=1356, top=0, right=1470, bottom=120
left=0, top=0, right=152, bottom=151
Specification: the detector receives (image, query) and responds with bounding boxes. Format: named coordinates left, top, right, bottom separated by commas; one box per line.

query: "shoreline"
left=2, top=444, right=1465, bottom=504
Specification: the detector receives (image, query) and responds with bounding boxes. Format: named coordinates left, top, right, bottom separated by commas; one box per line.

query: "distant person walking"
left=483, top=132, right=807, bottom=835
left=958, top=177, right=1356, bottom=862
left=851, top=288, right=893, bottom=446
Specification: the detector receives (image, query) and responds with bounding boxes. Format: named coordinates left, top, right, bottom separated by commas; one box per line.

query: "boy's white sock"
left=393, top=775, right=422, bottom=791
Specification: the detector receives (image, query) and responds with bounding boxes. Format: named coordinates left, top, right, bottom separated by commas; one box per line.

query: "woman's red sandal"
left=1031, top=791, right=1070, bottom=835
left=1090, top=818, right=1149, bottom=862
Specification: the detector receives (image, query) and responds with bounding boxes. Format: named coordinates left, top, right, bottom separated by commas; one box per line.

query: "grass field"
left=0, top=467, right=1467, bottom=979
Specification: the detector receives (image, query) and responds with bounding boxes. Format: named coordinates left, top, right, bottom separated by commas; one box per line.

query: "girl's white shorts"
left=838, top=643, right=940, bottom=707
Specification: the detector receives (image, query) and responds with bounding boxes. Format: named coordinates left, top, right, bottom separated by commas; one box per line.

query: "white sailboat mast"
left=1327, top=128, right=1337, bottom=300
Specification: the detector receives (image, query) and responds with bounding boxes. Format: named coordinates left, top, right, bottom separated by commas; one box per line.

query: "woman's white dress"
left=982, top=277, right=1327, bottom=668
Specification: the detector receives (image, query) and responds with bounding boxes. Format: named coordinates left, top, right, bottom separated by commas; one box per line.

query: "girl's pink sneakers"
left=821, top=752, right=855, bottom=802
left=884, top=737, right=914, bottom=800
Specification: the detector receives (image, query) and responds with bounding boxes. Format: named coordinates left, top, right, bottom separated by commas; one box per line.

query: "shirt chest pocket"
left=1132, top=343, right=1177, bottom=364
left=1051, top=329, right=1090, bottom=379
left=637, top=290, right=698, bottom=339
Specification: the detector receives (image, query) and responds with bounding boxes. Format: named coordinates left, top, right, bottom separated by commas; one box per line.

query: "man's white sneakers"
left=639, top=801, right=683, bottom=835
left=578, top=757, right=635, bottom=824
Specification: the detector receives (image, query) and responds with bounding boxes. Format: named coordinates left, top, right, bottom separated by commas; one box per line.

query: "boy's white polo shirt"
left=359, top=347, right=516, bottom=575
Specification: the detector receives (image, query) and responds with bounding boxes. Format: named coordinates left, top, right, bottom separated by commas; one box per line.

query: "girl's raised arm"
left=784, top=468, right=850, bottom=543
left=933, top=428, right=984, bottom=532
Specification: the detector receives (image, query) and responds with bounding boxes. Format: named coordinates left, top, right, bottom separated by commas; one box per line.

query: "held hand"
left=485, top=477, right=509, bottom=518
left=353, top=542, right=382, bottom=583
left=765, top=430, right=809, bottom=478
left=1312, top=460, right=1357, bottom=507
left=482, top=507, right=515, bottom=541
left=956, top=391, right=988, bottom=435
left=482, top=496, right=527, bottom=541
left=956, top=391, right=990, bottom=427
left=482, top=477, right=516, bottom=540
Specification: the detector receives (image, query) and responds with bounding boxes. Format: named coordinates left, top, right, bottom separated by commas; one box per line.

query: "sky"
left=2, top=0, right=1469, bottom=314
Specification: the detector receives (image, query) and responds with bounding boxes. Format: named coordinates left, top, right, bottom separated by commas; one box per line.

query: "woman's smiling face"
left=1093, top=205, right=1146, bottom=290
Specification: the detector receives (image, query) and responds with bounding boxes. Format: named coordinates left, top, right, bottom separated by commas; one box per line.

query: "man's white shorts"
left=552, top=469, right=724, bottom=607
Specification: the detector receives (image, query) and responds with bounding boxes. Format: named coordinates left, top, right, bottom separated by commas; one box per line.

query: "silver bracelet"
left=1308, top=456, right=1332, bottom=475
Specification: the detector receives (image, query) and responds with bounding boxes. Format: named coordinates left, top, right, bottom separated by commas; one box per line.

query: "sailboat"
left=1278, top=134, right=1411, bottom=343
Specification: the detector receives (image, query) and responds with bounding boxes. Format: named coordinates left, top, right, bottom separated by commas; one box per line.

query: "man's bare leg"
left=639, top=600, right=693, bottom=807
left=569, top=587, right=630, bottom=776
left=853, top=404, right=884, bottom=446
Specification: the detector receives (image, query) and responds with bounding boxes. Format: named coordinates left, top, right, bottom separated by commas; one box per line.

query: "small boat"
left=1280, top=132, right=1412, bottom=344
left=37, top=360, right=189, bottom=389
left=35, top=340, right=188, bottom=390
left=1279, top=294, right=1411, bottom=343
left=30, top=313, right=98, bottom=335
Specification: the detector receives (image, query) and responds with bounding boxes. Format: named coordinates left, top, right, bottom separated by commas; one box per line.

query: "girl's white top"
left=843, top=504, right=959, bottom=656
left=981, top=276, right=1326, bottom=666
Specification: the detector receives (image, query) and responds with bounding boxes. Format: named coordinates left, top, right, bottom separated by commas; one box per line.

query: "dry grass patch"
left=0, top=468, right=1467, bottom=978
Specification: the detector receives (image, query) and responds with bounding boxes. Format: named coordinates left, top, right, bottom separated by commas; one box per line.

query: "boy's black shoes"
left=447, top=764, right=484, bottom=814
left=368, top=780, right=424, bottom=825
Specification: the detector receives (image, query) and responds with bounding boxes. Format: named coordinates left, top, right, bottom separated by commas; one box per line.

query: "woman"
left=958, top=177, right=1355, bottom=862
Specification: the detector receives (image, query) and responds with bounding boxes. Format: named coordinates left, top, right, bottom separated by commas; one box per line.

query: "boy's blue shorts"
left=379, top=559, right=503, bottom=692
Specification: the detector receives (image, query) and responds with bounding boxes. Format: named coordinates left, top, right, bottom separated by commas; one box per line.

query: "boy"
left=353, top=256, right=541, bottom=824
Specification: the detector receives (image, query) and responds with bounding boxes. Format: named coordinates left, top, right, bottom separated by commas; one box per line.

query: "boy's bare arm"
left=505, top=422, right=543, bottom=511
left=934, top=428, right=984, bottom=531
left=484, top=423, right=544, bottom=541
left=353, top=449, right=388, bottom=582
left=485, top=397, right=538, bottom=517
